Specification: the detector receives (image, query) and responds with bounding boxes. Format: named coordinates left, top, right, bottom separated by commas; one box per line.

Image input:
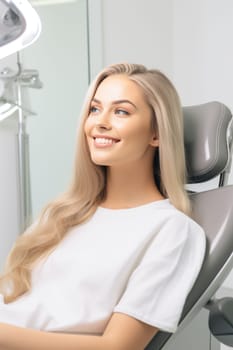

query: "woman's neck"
left=101, top=164, right=164, bottom=209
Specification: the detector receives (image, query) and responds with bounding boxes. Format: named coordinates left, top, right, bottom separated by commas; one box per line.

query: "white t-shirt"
left=0, top=199, right=206, bottom=334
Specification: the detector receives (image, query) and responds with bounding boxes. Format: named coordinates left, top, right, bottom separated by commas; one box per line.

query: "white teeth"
left=95, top=137, right=115, bottom=145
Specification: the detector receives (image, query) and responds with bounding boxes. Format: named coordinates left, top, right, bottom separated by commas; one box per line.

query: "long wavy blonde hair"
left=0, top=63, right=191, bottom=303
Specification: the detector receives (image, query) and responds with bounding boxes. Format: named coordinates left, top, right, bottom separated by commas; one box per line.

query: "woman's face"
left=84, top=74, right=158, bottom=168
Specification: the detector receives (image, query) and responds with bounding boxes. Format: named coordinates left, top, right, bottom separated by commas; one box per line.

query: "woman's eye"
left=115, top=109, right=129, bottom=116
left=89, top=106, right=99, bottom=114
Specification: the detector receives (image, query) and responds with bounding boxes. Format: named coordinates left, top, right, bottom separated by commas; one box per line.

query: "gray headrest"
left=183, top=101, right=233, bottom=183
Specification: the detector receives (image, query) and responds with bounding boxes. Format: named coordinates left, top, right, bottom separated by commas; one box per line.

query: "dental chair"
left=146, top=101, right=233, bottom=349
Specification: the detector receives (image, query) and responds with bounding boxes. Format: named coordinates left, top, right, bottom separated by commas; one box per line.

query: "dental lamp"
left=0, top=0, right=41, bottom=59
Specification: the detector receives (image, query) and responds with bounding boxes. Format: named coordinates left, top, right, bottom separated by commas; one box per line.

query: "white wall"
left=173, top=0, right=233, bottom=110
left=101, top=0, right=174, bottom=78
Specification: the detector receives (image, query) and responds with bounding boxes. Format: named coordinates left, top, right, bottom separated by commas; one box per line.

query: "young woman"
left=0, top=63, right=206, bottom=350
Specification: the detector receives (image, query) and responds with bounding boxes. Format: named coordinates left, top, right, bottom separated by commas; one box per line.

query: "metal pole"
left=16, top=51, right=32, bottom=232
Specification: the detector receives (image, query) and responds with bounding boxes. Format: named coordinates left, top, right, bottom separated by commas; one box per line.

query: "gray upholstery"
left=184, top=101, right=232, bottom=183
left=145, top=101, right=233, bottom=349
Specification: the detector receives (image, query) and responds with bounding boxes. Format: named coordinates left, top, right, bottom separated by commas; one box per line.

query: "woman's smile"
left=93, top=136, right=121, bottom=147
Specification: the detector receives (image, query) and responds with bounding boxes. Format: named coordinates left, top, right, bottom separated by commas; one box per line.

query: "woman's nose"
left=96, top=111, right=112, bottom=129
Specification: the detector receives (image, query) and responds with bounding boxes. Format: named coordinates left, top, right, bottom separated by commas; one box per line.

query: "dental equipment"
left=0, top=0, right=41, bottom=59
left=0, top=52, right=42, bottom=231
left=0, top=0, right=42, bottom=230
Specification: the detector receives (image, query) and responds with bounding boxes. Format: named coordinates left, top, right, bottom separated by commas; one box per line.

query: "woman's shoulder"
left=155, top=200, right=206, bottom=248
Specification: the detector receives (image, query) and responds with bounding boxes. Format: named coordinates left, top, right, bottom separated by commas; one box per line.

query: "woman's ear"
left=150, top=135, right=159, bottom=148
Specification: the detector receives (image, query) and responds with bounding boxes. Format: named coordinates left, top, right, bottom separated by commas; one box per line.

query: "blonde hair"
left=0, top=63, right=191, bottom=303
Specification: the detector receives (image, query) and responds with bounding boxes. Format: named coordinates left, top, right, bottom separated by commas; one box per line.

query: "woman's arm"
left=0, top=313, right=159, bottom=350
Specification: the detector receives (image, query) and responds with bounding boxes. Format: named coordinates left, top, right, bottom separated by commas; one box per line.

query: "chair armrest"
left=208, top=297, right=233, bottom=346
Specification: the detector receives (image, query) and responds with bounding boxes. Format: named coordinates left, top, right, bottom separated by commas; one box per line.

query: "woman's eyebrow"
left=92, top=98, right=137, bottom=109
left=91, top=98, right=101, bottom=104
left=112, top=99, right=137, bottom=109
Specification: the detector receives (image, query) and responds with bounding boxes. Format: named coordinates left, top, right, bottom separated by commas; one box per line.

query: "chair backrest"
left=145, top=101, right=233, bottom=349
left=184, top=102, right=232, bottom=184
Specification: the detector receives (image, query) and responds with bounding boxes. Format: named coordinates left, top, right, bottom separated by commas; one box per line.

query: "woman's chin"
left=90, top=157, right=110, bottom=166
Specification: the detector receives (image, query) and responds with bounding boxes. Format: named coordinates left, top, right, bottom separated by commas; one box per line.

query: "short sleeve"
left=113, top=214, right=206, bottom=333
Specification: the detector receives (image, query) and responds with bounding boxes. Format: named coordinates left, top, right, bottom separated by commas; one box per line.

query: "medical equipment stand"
left=0, top=53, right=42, bottom=231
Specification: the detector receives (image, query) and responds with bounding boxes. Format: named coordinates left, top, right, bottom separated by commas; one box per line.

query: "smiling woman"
left=84, top=74, right=159, bottom=173
left=0, top=63, right=206, bottom=350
